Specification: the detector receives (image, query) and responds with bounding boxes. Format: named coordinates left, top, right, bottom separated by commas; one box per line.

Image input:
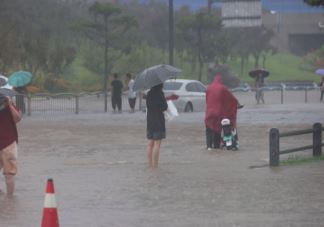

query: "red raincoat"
left=205, top=75, right=238, bottom=133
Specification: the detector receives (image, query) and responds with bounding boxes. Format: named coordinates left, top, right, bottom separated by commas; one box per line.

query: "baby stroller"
left=220, top=118, right=239, bottom=150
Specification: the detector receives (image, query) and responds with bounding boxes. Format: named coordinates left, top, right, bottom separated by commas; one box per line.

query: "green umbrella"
left=8, top=71, right=32, bottom=87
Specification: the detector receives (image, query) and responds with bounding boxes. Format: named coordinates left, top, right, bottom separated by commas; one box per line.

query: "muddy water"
left=1, top=103, right=324, bottom=227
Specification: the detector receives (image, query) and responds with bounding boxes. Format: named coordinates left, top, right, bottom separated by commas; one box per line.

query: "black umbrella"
left=248, top=69, right=269, bottom=78
left=133, top=64, right=182, bottom=91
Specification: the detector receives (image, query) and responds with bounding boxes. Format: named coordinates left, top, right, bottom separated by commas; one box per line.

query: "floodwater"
left=1, top=99, right=324, bottom=226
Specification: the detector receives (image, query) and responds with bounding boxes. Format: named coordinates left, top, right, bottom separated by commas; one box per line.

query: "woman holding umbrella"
left=8, top=71, right=32, bottom=114
left=315, top=69, right=324, bottom=101
left=133, top=64, right=181, bottom=168
left=249, top=69, right=269, bottom=104
left=146, top=83, right=168, bottom=168
left=319, top=76, right=324, bottom=101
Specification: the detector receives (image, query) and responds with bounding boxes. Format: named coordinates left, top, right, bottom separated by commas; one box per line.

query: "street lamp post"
left=271, top=10, right=281, bottom=33
left=169, top=0, right=174, bottom=66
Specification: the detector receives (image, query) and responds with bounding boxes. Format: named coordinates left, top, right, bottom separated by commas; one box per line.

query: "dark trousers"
left=112, top=95, right=122, bottom=111
left=128, top=98, right=136, bottom=109
left=321, top=91, right=323, bottom=101
left=206, top=127, right=221, bottom=149
left=15, top=95, right=25, bottom=114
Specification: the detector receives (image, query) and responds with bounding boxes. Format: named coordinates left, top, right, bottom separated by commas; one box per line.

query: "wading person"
left=0, top=94, right=22, bottom=196
left=14, top=86, right=27, bottom=114
left=319, top=76, right=324, bottom=102
left=111, top=73, right=123, bottom=113
left=205, top=75, right=239, bottom=150
left=125, top=73, right=136, bottom=113
left=255, top=74, right=265, bottom=104
left=146, top=83, right=168, bottom=168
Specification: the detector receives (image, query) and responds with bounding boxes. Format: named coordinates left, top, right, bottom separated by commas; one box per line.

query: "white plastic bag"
left=164, top=100, right=179, bottom=121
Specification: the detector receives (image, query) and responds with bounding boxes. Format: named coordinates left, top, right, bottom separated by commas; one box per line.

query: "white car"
left=163, top=79, right=206, bottom=112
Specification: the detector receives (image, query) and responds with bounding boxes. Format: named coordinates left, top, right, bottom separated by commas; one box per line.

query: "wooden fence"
left=269, top=123, right=324, bottom=167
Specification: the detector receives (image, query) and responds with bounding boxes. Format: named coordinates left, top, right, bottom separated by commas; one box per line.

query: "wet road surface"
left=0, top=103, right=324, bottom=227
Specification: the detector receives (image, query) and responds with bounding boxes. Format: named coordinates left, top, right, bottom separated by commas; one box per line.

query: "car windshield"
left=163, top=81, right=182, bottom=90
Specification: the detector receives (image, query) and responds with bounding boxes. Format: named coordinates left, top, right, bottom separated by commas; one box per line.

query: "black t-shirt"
left=111, top=80, right=123, bottom=96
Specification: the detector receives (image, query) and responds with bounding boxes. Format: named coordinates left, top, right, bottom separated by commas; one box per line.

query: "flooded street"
left=1, top=101, right=324, bottom=227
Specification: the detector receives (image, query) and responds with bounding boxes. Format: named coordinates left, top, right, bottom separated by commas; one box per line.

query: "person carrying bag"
left=0, top=95, right=22, bottom=195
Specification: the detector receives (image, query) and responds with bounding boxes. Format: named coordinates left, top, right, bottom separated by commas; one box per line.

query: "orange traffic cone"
left=41, top=178, right=60, bottom=227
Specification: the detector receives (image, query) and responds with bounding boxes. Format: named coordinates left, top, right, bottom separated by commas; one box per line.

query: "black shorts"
left=147, top=130, right=166, bottom=140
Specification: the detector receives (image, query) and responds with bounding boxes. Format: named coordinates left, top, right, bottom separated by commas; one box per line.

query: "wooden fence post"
left=75, top=95, right=79, bottom=114
left=27, top=94, right=31, bottom=116
left=269, top=128, right=280, bottom=166
left=313, top=123, right=322, bottom=156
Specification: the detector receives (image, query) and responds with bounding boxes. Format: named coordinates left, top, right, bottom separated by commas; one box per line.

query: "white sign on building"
left=222, top=0, right=262, bottom=27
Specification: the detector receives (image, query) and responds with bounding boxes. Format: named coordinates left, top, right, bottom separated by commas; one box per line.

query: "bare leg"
left=261, top=91, right=265, bottom=104
left=5, top=175, right=14, bottom=196
left=152, top=140, right=161, bottom=168
left=147, top=140, right=154, bottom=168
left=255, top=90, right=260, bottom=104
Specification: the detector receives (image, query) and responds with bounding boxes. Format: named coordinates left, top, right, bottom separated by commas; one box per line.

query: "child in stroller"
left=221, top=118, right=239, bottom=150
left=220, top=104, right=243, bottom=150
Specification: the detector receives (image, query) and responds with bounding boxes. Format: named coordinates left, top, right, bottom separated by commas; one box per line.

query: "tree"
left=304, top=0, right=324, bottom=6
left=0, top=0, right=78, bottom=84
left=176, top=11, right=224, bottom=81
left=304, top=44, right=324, bottom=70
left=79, top=2, right=137, bottom=111
left=230, top=26, right=275, bottom=73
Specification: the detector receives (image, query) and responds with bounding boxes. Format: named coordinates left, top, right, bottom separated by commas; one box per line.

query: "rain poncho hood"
left=205, top=75, right=238, bottom=133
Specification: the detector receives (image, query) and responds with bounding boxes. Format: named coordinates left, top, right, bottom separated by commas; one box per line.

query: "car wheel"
left=184, top=102, right=193, bottom=112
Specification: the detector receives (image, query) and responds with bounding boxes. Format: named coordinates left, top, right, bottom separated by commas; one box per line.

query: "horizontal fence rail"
left=9, top=89, right=324, bottom=116
left=269, top=123, right=324, bottom=167
left=12, top=91, right=146, bottom=116
left=234, top=87, right=323, bottom=105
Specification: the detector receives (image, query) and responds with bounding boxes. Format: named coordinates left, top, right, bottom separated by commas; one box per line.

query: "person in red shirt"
left=0, top=94, right=21, bottom=196
left=205, top=75, right=239, bottom=150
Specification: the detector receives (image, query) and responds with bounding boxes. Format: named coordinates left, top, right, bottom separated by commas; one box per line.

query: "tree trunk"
left=254, top=54, right=260, bottom=68
left=240, top=55, right=245, bottom=77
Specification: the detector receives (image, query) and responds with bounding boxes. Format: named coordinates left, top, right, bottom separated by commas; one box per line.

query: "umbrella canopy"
left=8, top=71, right=32, bottom=87
left=315, top=68, right=324, bottom=76
left=133, top=64, right=182, bottom=91
left=249, top=68, right=269, bottom=79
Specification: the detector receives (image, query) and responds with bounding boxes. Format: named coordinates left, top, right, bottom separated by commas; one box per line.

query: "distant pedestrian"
left=0, top=94, right=22, bottom=196
left=14, top=86, right=27, bottom=114
left=125, top=73, right=136, bottom=113
left=319, top=76, right=324, bottom=102
left=255, top=74, right=265, bottom=104
left=205, top=75, right=239, bottom=150
left=111, top=73, right=123, bottom=113
left=146, top=83, right=168, bottom=168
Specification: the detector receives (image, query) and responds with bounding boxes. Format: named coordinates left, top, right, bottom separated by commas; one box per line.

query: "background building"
left=261, top=0, right=324, bottom=55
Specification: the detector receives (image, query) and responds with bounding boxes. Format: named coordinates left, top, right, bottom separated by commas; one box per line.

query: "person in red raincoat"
left=205, top=75, right=239, bottom=150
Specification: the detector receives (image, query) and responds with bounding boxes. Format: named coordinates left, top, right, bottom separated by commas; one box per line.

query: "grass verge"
left=281, top=154, right=324, bottom=165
